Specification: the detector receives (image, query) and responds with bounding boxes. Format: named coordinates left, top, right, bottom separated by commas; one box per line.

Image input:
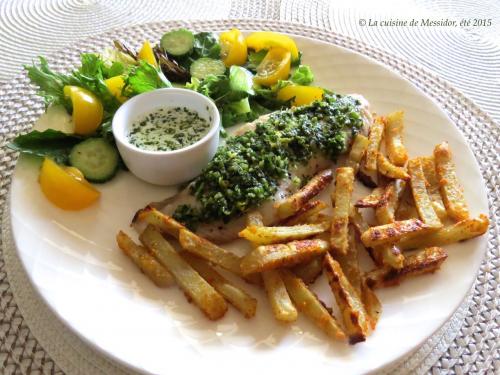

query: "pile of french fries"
left=117, top=110, right=489, bottom=345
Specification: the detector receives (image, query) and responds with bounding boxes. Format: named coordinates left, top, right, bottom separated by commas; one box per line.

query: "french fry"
left=282, top=200, right=328, bottom=225
left=365, top=247, right=448, bottom=289
left=324, top=254, right=371, bottom=344
left=346, top=134, right=369, bottom=173
left=361, top=219, right=430, bottom=247
left=116, top=231, right=174, bottom=287
left=293, top=255, right=324, bottom=284
left=377, top=152, right=410, bottom=180
left=178, top=229, right=242, bottom=275
left=280, top=269, right=346, bottom=341
left=375, top=179, right=407, bottom=224
left=360, top=279, right=382, bottom=330
left=334, top=226, right=362, bottom=295
left=399, top=214, right=489, bottom=250
left=140, top=225, right=227, bottom=320
left=357, top=159, right=378, bottom=188
left=262, top=270, right=298, bottom=322
left=434, top=142, right=469, bottom=221
left=132, top=206, right=185, bottom=238
left=181, top=253, right=257, bottom=318
left=419, top=156, right=447, bottom=220
left=372, top=245, right=404, bottom=269
left=240, top=239, right=329, bottom=275
left=355, top=187, right=386, bottom=208
left=275, top=169, right=333, bottom=219
left=385, top=110, right=408, bottom=166
left=395, top=187, right=420, bottom=220
left=349, top=204, right=370, bottom=236
left=408, top=158, right=442, bottom=228
left=364, top=116, right=385, bottom=172
left=239, top=222, right=329, bottom=246
left=246, top=211, right=264, bottom=226
left=330, top=167, right=355, bottom=254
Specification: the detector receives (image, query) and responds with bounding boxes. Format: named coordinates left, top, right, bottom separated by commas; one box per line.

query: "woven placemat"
left=0, top=18, right=498, bottom=375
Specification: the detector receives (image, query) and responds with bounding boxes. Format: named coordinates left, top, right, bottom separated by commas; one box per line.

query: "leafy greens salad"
left=9, top=29, right=324, bottom=210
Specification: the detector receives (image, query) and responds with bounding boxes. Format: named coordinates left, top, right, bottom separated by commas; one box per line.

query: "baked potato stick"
left=375, top=179, right=407, bottom=224
left=361, top=219, right=430, bottom=248
left=246, top=211, right=264, bottom=226
left=239, top=222, right=329, bottom=246
left=372, top=245, right=404, bottom=269
left=181, top=253, right=257, bottom=318
left=324, top=254, right=371, bottom=344
left=280, top=269, right=346, bottom=341
left=377, top=152, right=410, bottom=180
left=357, top=159, right=378, bottom=188
left=293, top=255, right=324, bottom=284
left=132, top=206, right=185, bottom=238
left=262, top=270, right=298, bottom=322
left=178, top=229, right=242, bottom=275
left=140, top=225, right=227, bottom=320
left=240, top=239, right=329, bottom=275
left=346, top=134, right=369, bottom=173
left=419, top=156, right=447, bottom=220
left=408, top=158, right=442, bottom=228
left=355, top=187, right=386, bottom=208
left=330, top=167, right=355, bottom=254
left=334, top=226, right=362, bottom=295
left=360, top=279, right=382, bottom=330
left=434, top=142, right=469, bottom=221
left=395, top=188, right=420, bottom=220
left=275, top=169, right=333, bottom=219
left=116, top=231, right=174, bottom=287
left=399, top=214, right=489, bottom=250
left=365, top=247, right=448, bottom=289
left=282, top=200, right=328, bottom=225
left=385, top=110, right=409, bottom=166
left=364, top=116, right=385, bottom=172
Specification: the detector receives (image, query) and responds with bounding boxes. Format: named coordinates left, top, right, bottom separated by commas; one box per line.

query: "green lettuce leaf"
left=291, top=65, right=314, bottom=85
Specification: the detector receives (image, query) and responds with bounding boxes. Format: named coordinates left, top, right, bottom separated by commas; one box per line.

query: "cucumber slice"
left=229, top=98, right=251, bottom=114
left=69, top=138, right=119, bottom=183
left=190, top=58, right=226, bottom=79
left=160, top=29, right=194, bottom=56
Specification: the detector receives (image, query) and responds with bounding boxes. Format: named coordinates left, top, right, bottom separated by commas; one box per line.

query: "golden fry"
left=361, top=219, right=430, bottom=247
left=262, top=270, right=298, bottom=322
left=324, top=254, right=371, bottom=344
left=377, top=152, right=410, bottom=180
left=375, top=179, right=407, bottom=224
left=355, top=187, right=386, bottom=208
left=280, top=269, right=346, bottom=340
left=385, top=110, right=408, bottom=166
left=360, top=279, right=382, bottom=330
left=434, top=142, right=469, bottom=221
left=330, top=167, right=355, bottom=254
left=399, top=214, right=489, bottom=250
left=346, top=134, right=370, bottom=173
left=365, top=247, right=448, bottom=289
left=372, top=245, right=404, bottom=269
left=246, top=211, right=264, bottom=226
left=282, top=200, right=328, bottom=225
left=182, top=253, right=257, bottom=318
left=178, top=229, right=242, bottom=275
left=239, top=222, right=329, bottom=246
left=364, top=116, right=385, bottom=172
left=116, top=231, right=174, bottom=287
left=240, top=239, right=329, bottom=275
left=408, top=158, right=442, bottom=228
left=132, top=206, right=185, bottom=238
left=419, top=156, right=447, bottom=220
left=140, top=225, right=227, bottom=320
left=275, top=169, right=333, bottom=219
left=334, top=226, right=362, bottom=295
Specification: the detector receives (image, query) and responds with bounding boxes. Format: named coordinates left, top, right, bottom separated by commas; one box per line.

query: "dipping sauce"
left=128, top=106, right=211, bottom=151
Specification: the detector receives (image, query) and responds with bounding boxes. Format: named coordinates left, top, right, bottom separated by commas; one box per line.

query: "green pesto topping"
left=173, top=94, right=363, bottom=226
left=128, top=106, right=210, bottom=151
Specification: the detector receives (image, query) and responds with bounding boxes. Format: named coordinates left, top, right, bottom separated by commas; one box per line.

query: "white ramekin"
left=112, top=88, right=220, bottom=185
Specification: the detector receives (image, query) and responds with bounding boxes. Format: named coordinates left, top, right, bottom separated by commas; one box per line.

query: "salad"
left=9, top=29, right=324, bottom=210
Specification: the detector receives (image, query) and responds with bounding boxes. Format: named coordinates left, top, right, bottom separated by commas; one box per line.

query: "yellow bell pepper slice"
left=63, top=86, right=104, bottom=135
left=220, top=28, right=247, bottom=67
left=254, top=48, right=291, bottom=86
left=277, top=85, right=324, bottom=106
left=39, top=158, right=100, bottom=210
left=138, top=41, right=157, bottom=67
left=246, top=31, right=299, bottom=61
left=105, top=76, right=127, bottom=103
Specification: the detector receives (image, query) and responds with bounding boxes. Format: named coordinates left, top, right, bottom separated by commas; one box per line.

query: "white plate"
left=9, top=35, right=488, bottom=375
